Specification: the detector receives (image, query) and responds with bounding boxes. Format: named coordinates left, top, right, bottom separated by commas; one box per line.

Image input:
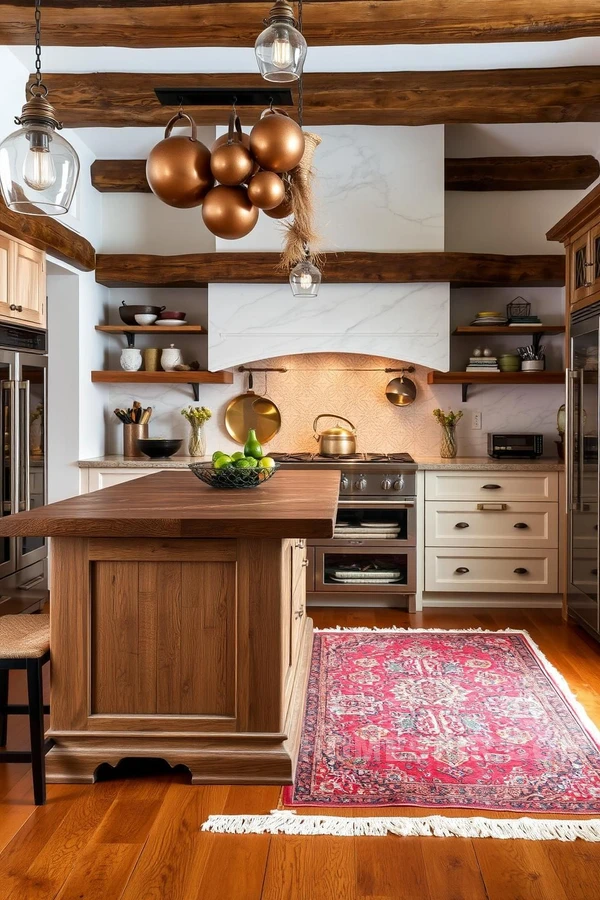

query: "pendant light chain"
left=32, top=0, right=46, bottom=96
left=297, top=0, right=303, bottom=128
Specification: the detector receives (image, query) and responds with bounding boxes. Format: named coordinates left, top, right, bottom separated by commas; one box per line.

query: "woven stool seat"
left=0, top=615, right=50, bottom=659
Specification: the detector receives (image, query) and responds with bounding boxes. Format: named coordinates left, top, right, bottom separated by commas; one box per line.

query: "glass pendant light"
left=255, top=0, right=307, bottom=83
left=0, top=0, right=79, bottom=216
left=290, top=246, right=321, bottom=298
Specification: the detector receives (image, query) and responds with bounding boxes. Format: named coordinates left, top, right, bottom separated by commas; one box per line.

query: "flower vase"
left=440, top=424, right=457, bottom=459
left=188, top=422, right=206, bottom=458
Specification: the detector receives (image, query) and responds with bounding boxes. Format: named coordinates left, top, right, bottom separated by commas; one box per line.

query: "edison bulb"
left=290, top=257, right=321, bottom=298
left=23, top=129, right=57, bottom=191
left=271, top=37, right=294, bottom=69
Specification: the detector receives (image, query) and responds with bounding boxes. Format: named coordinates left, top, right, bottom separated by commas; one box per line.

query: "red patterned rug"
left=282, top=629, right=600, bottom=814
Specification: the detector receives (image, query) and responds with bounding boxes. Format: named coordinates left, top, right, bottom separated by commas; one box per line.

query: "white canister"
left=120, top=348, right=142, bottom=371
left=161, top=344, right=182, bottom=371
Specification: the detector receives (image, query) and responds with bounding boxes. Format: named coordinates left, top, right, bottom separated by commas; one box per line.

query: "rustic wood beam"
left=3, top=1, right=600, bottom=48
left=0, top=198, right=95, bottom=271
left=31, top=69, right=600, bottom=128
left=446, top=156, right=600, bottom=191
left=91, top=160, right=151, bottom=193
left=95, top=252, right=565, bottom=289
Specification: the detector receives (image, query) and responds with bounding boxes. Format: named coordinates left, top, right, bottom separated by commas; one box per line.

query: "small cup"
left=134, top=313, right=157, bottom=325
left=142, top=348, right=161, bottom=372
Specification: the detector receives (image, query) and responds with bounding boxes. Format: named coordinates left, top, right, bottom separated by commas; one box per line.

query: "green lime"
left=259, top=457, right=275, bottom=469
left=231, top=451, right=245, bottom=461
left=244, top=457, right=258, bottom=468
left=212, top=450, right=226, bottom=462
left=234, top=458, right=252, bottom=468
left=214, top=455, right=232, bottom=469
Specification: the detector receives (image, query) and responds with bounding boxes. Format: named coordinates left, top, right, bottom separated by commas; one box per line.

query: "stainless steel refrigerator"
left=568, top=301, right=600, bottom=640
left=0, top=323, right=47, bottom=615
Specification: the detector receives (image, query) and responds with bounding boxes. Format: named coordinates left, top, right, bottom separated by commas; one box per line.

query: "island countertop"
left=0, top=469, right=340, bottom=539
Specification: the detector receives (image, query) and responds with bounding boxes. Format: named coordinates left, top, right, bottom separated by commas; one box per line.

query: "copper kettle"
left=313, top=415, right=357, bottom=457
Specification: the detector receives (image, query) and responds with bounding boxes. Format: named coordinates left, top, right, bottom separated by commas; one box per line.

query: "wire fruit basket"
left=189, top=461, right=280, bottom=489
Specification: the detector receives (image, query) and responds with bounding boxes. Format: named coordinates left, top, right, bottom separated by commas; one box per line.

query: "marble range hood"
left=207, top=281, right=450, bottom=372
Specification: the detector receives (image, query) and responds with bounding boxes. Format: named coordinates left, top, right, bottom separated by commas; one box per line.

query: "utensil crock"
left=123, top=423, right=149, bottom=459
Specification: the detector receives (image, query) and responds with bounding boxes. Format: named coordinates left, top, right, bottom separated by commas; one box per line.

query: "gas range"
left=270, top=452, right=416, bottom=499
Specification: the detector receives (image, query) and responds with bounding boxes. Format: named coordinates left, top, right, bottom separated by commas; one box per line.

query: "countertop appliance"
left=0, top=323, right=47, bottom=616
left=567, top=300, right=600, bottom=642
left=487, top=433, right=544, bottom=459
left=271, top=452, right=417, bottom=608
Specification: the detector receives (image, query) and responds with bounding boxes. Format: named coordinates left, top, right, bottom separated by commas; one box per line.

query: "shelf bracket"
left=189, top=383, right=200, bottom=402
left=123, top=331, right=135, bottom=348
left=462, top=383, right=471, bottom=403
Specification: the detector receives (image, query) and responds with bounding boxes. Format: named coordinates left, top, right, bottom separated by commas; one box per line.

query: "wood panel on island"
left=27, top=68, right=600, bottom=127
left=3, top=2, right=598, bottom=47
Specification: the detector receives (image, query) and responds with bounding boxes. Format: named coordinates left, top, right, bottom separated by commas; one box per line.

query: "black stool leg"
left=26, top=658, right=46, bottom=805
left=0, top=669, right=8, bottom=747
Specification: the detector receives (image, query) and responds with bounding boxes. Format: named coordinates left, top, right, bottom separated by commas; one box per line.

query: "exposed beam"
left=91, top=160, right=151, bottom=193
left=32, top=69, right=600, bottom=128
left=0, top=198, right=95, bottom=272
left=446, top=156, right=600, bottom=191
left=95, top=252, right=565, bottom=288
left=3, top=2, right=600, bottom=47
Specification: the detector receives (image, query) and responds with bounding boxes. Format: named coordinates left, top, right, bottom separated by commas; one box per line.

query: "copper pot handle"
left=226, top=110, right=244, bottom=145
left=261, top=106, right=291, bottom=120
left=312, top=414, right=357, bottom=436
left=164, top=111, right=198, bottom=142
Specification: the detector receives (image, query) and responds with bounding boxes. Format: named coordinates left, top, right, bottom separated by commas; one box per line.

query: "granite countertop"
left=79, top=455, right=564, bottom=471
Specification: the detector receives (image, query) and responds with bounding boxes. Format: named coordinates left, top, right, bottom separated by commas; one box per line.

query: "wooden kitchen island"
left=0, top=469, right=338, bottom=784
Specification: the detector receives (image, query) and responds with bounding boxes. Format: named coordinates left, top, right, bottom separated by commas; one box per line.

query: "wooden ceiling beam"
left=91, top=160, right=151, bottom=193
left=446, top=155, right=600, bottom=191
left=95, top=252, right=565, bottom=288
left=32, top=69, right=600, bottom=127
left=2, top=1, right=600, bottom=47
left=0, top=198, right=95, bottom=271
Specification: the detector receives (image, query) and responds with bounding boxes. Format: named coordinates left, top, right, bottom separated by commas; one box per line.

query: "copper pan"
left=224, top=372, right=281, bottom=445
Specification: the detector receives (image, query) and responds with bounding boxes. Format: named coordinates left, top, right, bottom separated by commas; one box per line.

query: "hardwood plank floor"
left=0, top=608, right=599, bottom=899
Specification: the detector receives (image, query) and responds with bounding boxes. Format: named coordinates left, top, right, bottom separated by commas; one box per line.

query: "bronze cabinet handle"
left=454, top=567, right=469, bottom=574
left=482, top=484, right=501, bottom=490
left=592, top=569, right=598, bottom=576
left=513, top=522, right=529, bottom=529
left=454, top=522, right=469, bottom=529
left=514, top=567, right=528, bottom=575
left=9, top=304, right=22, bottom=312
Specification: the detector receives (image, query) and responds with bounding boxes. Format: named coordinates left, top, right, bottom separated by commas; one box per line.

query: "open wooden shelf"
left=96, top=325, right=207, bottom=335
left=453, top=325, right=565, bottom=336
left=427, top=370, right=565, bottom=401
left=91, top=369, right=233, bottom=400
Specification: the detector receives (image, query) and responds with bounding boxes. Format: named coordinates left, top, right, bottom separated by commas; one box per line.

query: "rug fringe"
left=201, top=810, right=600, bottom=841
left=314, top=627, right=525, bottom=633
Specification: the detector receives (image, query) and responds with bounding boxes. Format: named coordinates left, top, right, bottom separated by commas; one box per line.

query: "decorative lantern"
left=255, top=0, right=307, bottom=83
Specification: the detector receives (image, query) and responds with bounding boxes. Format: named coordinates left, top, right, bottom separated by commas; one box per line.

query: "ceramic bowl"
left=119, top=303, right=165, bottom=326
left=134, top=313, right=158, bottom=326
left=158, top=310, right=186, bottom=320
left=137, top=438, right=183, bottom=459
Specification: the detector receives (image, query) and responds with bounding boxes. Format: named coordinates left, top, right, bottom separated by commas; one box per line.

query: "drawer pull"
left=514, top=567, right=528, bottom=575
left=454, top=522, right=470, bottom=529
left=513, top=522, right=529, bottom=529
left=454, top=567, right=470, bottom=574
left=592, top=569, right=598, bottom=576
left=595, top=525, right=598, bottom=532
left=482, top=483, right=501, bottom=490
left=9, top=304, right=22, bottom=312
left=302, top=558, right=309, bottom=567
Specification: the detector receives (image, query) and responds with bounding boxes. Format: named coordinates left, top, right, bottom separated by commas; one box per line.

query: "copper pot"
left=210, top=112, right=255, bottom=186
left=212, top=129, right=259, bottom=177
left=313, top=414, right=357, bottom=457
left=146, top=112, right=213, bottom=208
left=250, top=107, right=305, bottom=173
left=202, top=184, right=259, bottom=239
left=263, top=192, right=293, bottom=219
left=247, top=171, right=286, bottom=210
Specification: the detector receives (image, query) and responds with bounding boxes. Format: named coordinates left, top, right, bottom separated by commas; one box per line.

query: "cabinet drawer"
left=425, top=547, right=558, bottom=593
left=425, top=501, right=558, bottom=548
left=425, top=470, right=558, bottom=502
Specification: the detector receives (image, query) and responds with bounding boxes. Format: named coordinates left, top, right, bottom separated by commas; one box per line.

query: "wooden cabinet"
left=548, top=183, right=600, bottom=312
left=282, top=538, right=308, bottom=716
left=0, top=230, right=46, bottom=329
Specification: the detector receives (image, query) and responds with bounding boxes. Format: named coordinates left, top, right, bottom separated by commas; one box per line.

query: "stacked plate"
left=470, top=310, right=508, bottom=326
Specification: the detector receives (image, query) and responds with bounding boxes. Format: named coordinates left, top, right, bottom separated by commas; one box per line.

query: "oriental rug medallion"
left=282, top=629, right=600, bottom=814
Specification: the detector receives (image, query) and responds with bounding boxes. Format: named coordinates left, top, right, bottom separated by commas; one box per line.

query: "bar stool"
left=0, top=615, right=53, bottom=805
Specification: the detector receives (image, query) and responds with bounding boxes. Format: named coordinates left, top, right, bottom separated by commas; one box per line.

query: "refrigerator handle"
left=18, top=381, right=30, bottom=512
left=6, top=380, right=18, bottom=515
left=0, top=380, right=15, bottom=517
left=567, top=369, right=583, bottom=513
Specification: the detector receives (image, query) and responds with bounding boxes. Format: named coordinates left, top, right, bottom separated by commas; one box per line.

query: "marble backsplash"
left=105, top=351, right=565, bottom=460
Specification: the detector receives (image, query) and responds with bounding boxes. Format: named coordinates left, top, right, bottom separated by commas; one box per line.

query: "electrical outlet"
left=472, top=411, right=482, bottom=430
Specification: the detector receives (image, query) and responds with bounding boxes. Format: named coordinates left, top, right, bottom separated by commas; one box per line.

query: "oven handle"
left=337, top=500, right=416, bottom=509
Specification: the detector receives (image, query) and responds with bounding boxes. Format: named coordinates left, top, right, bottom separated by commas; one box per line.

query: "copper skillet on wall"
left=224, top=372, right=282, bottom=444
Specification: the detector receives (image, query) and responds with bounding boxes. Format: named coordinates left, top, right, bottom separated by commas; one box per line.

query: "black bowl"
left=119, top=303, right=165, bottom=326
left=137, top=438, right=183, bottom=459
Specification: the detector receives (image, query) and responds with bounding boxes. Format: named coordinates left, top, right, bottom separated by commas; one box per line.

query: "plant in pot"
left=518, top=334, right=545, bottom=372
left=432, top=408, right=463, bottom=459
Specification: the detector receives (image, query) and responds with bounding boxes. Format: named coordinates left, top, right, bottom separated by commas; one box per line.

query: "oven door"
left=333, top=499, right=416, bottom=545
left=314, top=545, right=416, bottom=593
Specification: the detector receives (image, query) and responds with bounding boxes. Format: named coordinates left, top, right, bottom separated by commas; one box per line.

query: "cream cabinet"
left=424, top=470, right=559, bottom=594
left=0, top=230, right=46, bottom=329
left=81, top=467, right=171, bottom=493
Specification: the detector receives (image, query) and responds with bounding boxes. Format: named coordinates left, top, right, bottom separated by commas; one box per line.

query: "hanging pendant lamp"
left=290, top=246, right=321, bottom=297
left=0, top=0, right=79, bottom=216
left=255, top=0, right=307, bottom=83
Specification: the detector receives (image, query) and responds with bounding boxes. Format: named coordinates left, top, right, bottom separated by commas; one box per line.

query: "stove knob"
left=355, top=476, right=368, bottom=491
left=340, top=475, right=350, bottom=490
left=393, top=476, right=404, bottom=491
left=381, top=478, right=392, bottom=490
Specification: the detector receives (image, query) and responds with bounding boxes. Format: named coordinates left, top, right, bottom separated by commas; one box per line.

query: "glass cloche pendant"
left=0, top=0, right=79, bottom=216
left=255, top=0, right=307, bottom=83
left=290, top=248, right=321, bottom=298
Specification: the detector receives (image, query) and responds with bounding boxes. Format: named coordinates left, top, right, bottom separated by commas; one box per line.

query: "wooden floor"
left=1, top=607, right=600, bottom=899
